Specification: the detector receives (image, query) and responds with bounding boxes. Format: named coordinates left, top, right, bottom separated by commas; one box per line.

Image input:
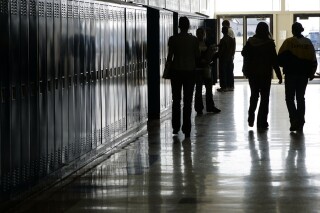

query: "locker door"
left=28, top=0, right=39, bottom=182
left=79, top=0, right=86, bottom=154
left=53, top=0, right=62, bottom=169
left=60, top=0, right=69, bottom=163
left=73, top=0, right=81, bottom=158
left=146, top=7, right=160, bottom=119
left=141, top=9, right=148, bottom=122
left=114, top=7, right=120, bottom=136
left=106, top=5, right=113, bottom=142
left=38, top=0, right=47, bottom=178
left=0, top=0, right=11, bottom=192
left=109, top=6, right=115, bottom=139
left=46, top=0, right=55, bottom=174
left=100, top=3, right=106, bottom=144
left=118, top=7, right=125, bottom=133
left=20, top=0, right=30, bottom=186
left=94, top=2, right=101, bottom=146
left=159, top=11, right=165, bottom=112
left=125, top=8, right=133, bottom=130
left=10, top=0, right=22, bottom=188
left=164, top=13, right=171, bottom=110
left=102, top=4, right=110, bottom=145
left=84, top=0, right=91, bottom=152
left=67, top=0, right=75, bottom=161
left=135, top=9, right=142, bottom=124
left=89, top=1, right=96, bottom=149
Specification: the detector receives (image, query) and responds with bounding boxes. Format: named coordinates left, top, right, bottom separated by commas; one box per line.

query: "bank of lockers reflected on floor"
left=8, top=80, right=320, bottom=212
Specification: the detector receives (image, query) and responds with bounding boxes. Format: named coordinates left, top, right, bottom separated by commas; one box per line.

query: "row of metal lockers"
left=0, top=0, right=207, bottom=198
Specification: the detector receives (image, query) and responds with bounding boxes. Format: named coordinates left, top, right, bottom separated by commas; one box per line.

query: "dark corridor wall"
left=0, top=0, right=208, bottom=200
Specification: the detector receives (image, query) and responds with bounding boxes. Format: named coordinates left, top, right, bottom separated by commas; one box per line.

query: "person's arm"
left=271, top=42, right=282, bottom=84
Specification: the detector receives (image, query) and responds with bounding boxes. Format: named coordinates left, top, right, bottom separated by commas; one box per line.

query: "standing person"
left=278, top=22, right=318, bottom=132
left=219, top=20, right=236, bottom=91
left=241, top=22, right=282, bottom=129
left=167, top=16, right=199, bottom=138
left=216, top=26, right=236, bottom=92
left=194, top=27, right=221, bottom=115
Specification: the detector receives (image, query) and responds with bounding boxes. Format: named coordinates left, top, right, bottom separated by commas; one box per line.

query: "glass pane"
left=215, top=0, right=280, bottom=12
left=296, top=16, right=320, bottom=75
left=247, top=18, right=272, bottom=40
left=286, top=0, right=320, bottom=11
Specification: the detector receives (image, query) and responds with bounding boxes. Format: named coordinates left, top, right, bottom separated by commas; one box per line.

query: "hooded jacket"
left=278, top=35, right=317, bottom=77
left=241, top=35, right=281, bottom=79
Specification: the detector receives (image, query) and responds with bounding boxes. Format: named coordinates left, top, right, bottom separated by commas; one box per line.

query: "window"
left=214, top=0, right=280, bottom=12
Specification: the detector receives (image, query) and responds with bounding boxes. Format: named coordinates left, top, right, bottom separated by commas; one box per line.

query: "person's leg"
left=218, top=62, right=227, bottom=91
left=194, top=75, right=204, bottom=114
left=171, top=78, right=183, bottom=133
left=181, top=78, right=196, bottom=137
left=285, top=75, right=298, bottom=130
left=295, top=77, right=308, bottom=130
left=257, top=79, right=271, bottom=128
left=248, top=78, right=259, bottom=126
left=226, top=60, right=234, bottom=90
left=204, top=78, right=220, bottom=112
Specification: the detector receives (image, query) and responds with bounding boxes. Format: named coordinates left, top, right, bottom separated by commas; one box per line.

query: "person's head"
left=222, top=26, right=229, bottom=35
left=196, top=27, right=205, bottom=40
left=292, top=22, right=304, bottom=36
left=179, top=16, right=190, bottom=32
left=222, top=20, right=230, bottom=27
left=255, top=22, right=271, bottom=39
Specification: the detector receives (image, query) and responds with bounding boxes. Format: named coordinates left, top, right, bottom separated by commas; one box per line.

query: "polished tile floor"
left=10, top=80, right=320, bottom=212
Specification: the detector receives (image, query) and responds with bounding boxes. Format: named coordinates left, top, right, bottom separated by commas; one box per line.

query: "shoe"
left=207, top=107, right=221, bottom=113
left=257, top=122, right=269, bottom=130
left=173, top=130, right=179, bottom=134
left=248, top=113, right=255, bottom=127
left=217, top=88, right=226, bottom=92
left=196, top=111, right=203, bottom=116
left=289, top=120, right=298, bottom=131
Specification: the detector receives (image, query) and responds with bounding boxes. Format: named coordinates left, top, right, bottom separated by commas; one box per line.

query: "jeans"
left=171, top=77, right=196, bottom=134
left=248, top=76, right=272, bottom=127
left=285, top=74, right=308, bottom=126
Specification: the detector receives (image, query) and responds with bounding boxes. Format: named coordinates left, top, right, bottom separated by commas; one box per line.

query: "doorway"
left=217, top=15, right=273, bottom=78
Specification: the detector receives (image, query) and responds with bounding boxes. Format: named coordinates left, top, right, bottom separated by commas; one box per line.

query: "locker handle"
left=86, top=73, right=90, bottom=83
left=30, top=83, right=36, bottom=96
left=80, top=73, right=84, bottom=84
left=1, top=87, right=5, bottom=103
left=121, top=66, right=125, bottom=75
left=68, top=76, right=72, bottom=87
left=21, top=84, right=27, bottom=98
left=39, top=81, right=43, bottom=94
left=105, top=69, right=109, bottom=78
left=96, top=71, right=99, bottom=80
left=62, top=77, right=65, bottom=89
left=47, top=80, right=51, bottom=92
left=74, top=75, right=78, bottom=86
left=11, top=86, right=16, bottom=100
left=101, top=69, right=104, bottom=79
left=55, top=79, right=59, bottom=90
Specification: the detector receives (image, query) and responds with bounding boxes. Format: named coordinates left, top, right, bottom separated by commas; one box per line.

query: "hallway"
left=10, top=80, right=320, bottom=212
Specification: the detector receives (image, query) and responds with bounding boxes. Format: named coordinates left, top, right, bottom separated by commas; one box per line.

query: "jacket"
left=241, top=35, right=281, bottom=79
left=278, top=35, right=317, bottom=77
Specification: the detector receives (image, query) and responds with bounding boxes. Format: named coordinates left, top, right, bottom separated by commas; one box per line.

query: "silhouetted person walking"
left=194, top=27, right=221, bottom=115
left=278, top=22, right=318, bottom=132
left=167, top=16, right=199, bottom=138
left=241, top=22, right=282, bottom=129
left=216, top=26, right=236, bottom=92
